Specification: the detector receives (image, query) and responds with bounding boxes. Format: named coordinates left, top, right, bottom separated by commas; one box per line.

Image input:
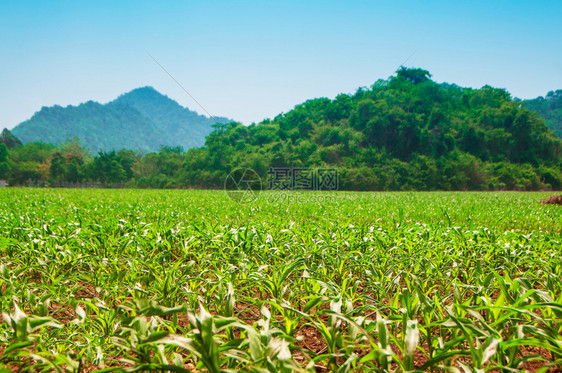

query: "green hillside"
left=171, top=67, right=562, bottom=190
left=11, top=87, right=231, bottom=153
left=2, top=68, right=562, bottom=190
left=523, top=90, right=562, bottom=138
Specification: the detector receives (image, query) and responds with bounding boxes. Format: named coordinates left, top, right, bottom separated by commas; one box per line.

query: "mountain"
left=523, top=90, right=562, bottom=138
left=172, top=67, right=562, bottom=190
left=11, top=87, right=231, bottom=153
left=3, top=69, right=562, bottom=190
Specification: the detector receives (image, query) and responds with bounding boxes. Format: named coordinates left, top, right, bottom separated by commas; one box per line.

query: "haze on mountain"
left=11, top=87, right=231, bottom=153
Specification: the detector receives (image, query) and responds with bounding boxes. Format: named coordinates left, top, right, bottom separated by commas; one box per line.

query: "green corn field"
left=0, top=188, right=561, bottom=372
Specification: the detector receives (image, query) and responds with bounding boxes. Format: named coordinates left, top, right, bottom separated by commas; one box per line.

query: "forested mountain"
left=2, top=68, right=562, bottom=190
left=167, top=68, right=561, bottom=190
left=523, top=90, right=562, bottom=138
left=11, top=87, right=230, bottom=153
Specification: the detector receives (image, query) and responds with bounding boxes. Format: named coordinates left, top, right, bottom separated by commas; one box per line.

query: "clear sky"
left=1, top=0, right=561, bottom=129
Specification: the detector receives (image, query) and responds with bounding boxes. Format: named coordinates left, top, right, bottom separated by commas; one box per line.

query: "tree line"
left=1, top=68, right=561, bottom=191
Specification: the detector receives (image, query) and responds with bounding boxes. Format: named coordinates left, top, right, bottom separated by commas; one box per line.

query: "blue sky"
left=1, top=1, right=561, bottom=128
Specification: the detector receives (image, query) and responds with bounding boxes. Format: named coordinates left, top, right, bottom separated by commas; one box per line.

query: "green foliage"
left=161, top=68, right=560, bottom=191
left=396, top=66, right=431, bottom=85
left=0, top=144, right=9, bottom=180
left=0, top=144, right=7, bottom=163
left=3, top=70, right=562, bottom=190
left=0, top=189, right=561, bottom=371
left=524, top=90, right=562, bottom=138
left=90, top=151, right=130, bottom=184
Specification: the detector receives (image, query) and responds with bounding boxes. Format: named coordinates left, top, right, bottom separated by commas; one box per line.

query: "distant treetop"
left=396, top=67, right=432, bottom=85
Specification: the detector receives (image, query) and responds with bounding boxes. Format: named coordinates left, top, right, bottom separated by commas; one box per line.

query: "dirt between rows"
left=1, top=287, right=562, bottom=371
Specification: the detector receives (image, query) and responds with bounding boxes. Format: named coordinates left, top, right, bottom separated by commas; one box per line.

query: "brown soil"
left=541, top=195, right=562, bottom=205
left=74, top=282, right=98, bottom=298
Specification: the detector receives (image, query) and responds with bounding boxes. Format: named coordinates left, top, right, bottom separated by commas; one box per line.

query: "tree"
left=0, top=128, right=22, bottom=148
left=2, top=67, right=561, bottom=191
left=65, top=155, right=85, bottom=183
left=49, top=152, right=66, bottom=182
left=59, top=138, right=91, bottom=160
left=396, top=67, right=432, bottom=85
left=0, top=143, right=7, bottom=163
left=0, top=143, right=10, bottom=179
left=91, top=151, right=128, bottom=184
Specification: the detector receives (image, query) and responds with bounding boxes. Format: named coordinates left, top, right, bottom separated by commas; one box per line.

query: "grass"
left=0, top=188, right=561, bottom=372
